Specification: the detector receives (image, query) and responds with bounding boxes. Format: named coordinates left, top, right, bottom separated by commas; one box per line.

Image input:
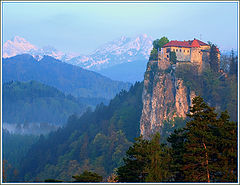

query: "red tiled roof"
left=188, top=39, right=208, bottom=46
left=163, top=40, right=192, bottom=48
left=163, top=38, right=209, bottom=48
left=191, top=39, right=200, bottom=47
left=193, top=39, right=208, bottom=46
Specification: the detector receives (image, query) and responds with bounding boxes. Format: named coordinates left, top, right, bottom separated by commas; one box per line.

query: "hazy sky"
left=2, top=1, right=238, bottom=55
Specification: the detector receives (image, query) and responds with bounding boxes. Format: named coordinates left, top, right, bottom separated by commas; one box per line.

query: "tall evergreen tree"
left=209, top=44, right=219, bottom=72
left=117, top=96, right=237, bottom=183
left=183, top=96, right=218, bottom=182
left=117, top=133, right=172, bottom=183
left=213, top=111, right=237, bottom=182
left=182, top=96, right=237, bottom=182
left=167, top=128, right=187, bottom=182
left=116, top=136, right=150, bottom=182
left=229, top=49, right=237, bottom=75
left=170, top=51, right=177, bottom=64
left=145, top=133, right=171, bottom=182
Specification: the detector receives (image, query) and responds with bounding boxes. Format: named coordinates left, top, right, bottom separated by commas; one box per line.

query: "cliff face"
left=140, top=59, right=195, bottom=138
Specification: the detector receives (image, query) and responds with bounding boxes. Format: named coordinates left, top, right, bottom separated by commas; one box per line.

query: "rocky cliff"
left=140, top=58, right=196, bottom=139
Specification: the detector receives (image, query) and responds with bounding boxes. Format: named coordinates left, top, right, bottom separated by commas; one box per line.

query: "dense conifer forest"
left=2, top=48, right=238, bottom=183
left=3, top=81, right=87, bottom=126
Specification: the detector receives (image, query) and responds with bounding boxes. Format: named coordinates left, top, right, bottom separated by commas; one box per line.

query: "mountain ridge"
left=3, top=34, right=153, bottom=72
left=68, top=34, right=153, bottom=71
left=3, top=36, right=78, bottom=61
left=2, top=54, right=131, bottom=99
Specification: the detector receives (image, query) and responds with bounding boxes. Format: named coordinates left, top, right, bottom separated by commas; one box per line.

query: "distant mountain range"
left=3, top=36, right=78, bottom=61
left=2, top=54, right=131, bottom=99
left=3, top=35, right=153, bottom=82
left=68, top=34, right=153, bottom=70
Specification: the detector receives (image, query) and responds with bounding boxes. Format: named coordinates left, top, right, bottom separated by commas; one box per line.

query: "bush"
left=72, top=170, right=103, bottom=182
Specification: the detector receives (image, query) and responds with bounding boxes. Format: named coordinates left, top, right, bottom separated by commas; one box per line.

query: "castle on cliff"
left=158, top=38, right=220, bottom=73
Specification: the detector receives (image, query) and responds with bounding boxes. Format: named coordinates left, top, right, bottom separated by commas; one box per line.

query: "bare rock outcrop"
left=140, top=59, right=195, bottom=139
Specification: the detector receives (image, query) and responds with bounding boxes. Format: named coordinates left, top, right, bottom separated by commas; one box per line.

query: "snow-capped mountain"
left=3, top=34, right=153, bottom=74
left=29, top=45, right=75, bottom=61
left=3, top=36, right=78, bottom=61
left=3, top=36, right=38, bottom=58
left=68, top=34, right=153, bottom=70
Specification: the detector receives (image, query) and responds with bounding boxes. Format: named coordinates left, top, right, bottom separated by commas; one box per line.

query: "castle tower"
left=190, top=39, right=203, bottom=73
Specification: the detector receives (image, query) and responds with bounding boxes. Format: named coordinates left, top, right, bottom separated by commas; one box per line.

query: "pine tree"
left=209, top=44, right=219, bottom=72
left=116, top=136, right=150, bottom=182
left=145, top=133, right=171, bottom=182
left=117, top=133, right=171, bottom=183
left=167, top=128, right=187, bottom=182
left=229, top=49, right=237, bottom=75
left=183, top=96, right=218, bottom=182
left=170, top=51, right=177, bottom=64
left=213, top=111, right=237, bottom=182
left=181, top=96, right=237, bottom=182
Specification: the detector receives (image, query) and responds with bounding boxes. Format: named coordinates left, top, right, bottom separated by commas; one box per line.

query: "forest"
left=117, top=96, right=237, bottom=182
left=2, top=54, right=131, bottom=99
left=3, top=80, right=87, bottom=126
left=2, top=48, right=238, bottom=183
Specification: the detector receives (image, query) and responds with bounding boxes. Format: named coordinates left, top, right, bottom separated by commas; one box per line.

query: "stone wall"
left=190, top=48, right=203, bottom=73
left=162, top=46, right=191, bottom=62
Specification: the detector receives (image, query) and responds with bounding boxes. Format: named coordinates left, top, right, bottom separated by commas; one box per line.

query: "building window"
left=188, top=50, right=189, bottom=53
left=166, top=48, right=170, bottom=53
left=176, top=49, right=178, bottom=52
left=173, top=49, right=175, bottom=52
left=184, top=50, right=185, bottom=52
left=167, top=55, right=169, bottom=58
left=180, top=49, right=182, bottom=52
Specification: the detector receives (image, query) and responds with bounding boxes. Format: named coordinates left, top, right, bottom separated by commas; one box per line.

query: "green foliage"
left=117, top=96, right=237, bottom=182
left=117, top=133, right=171, bottom=182
left=169, top=51, right=177, bottom=64
left=149, top=48, right=158, bottom=61
left=224, top=75, right=237, bottom=121
left=2, top=130, right=39, bottom=182
left=72, top=171, right=103, bottom=182
left=215, top=111, right=237, bottom=182
left=175, top=64, right=199, bottom=92
left=175, top=65, right=237, bottom=122
left=183, top=96, right=218, bottom=182
left=19, top=82, right=143, bottom=182
left=209, top=44, right=219, bottom=72
left=207, top=41, right=213, bottom=47
left=145, top=133, right=171, bottom=182
left=153, top=37, right=169, bottom=50
left=229, top=50, right=238, bottom=75
left=11, top=57, right=237, bottom=183
left=161, top=117, right=186, bottom=144
left=2, top=54, right=131, bottom=99
left=170, top=96, right=237, bottom=182
left=167, top=128, right=187, bottom=182
left=117, top=136, right=150, bottom=182
left=150, top=37, right=169, bottom=61
left=3, top=81, right=87, bottom=125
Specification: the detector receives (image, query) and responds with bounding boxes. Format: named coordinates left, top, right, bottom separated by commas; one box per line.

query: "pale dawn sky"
left=2, top=1, right=238, bottom=55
